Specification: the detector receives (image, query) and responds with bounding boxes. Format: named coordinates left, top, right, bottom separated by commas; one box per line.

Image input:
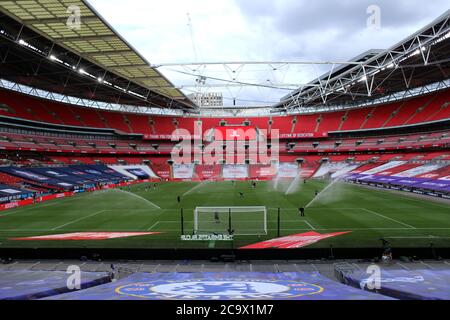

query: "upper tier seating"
left=1, top=88, right=449, bottom=136
left=317, top=111, right=346, bottom=132
left=362, top=103, right=401, bottom=129
left=1, top=127, right=448, bottom=160
left=340, top=108, right=371, bottom=131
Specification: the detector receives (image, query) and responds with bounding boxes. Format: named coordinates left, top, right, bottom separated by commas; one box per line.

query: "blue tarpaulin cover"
left=0, top=271, right=110, bottom=300
left=46, top=272, right=392, bottom=300
left=342, top=269, right=450, bottom=300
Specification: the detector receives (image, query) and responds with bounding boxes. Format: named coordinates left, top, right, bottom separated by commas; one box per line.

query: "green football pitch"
left=0, top=180, right=449, bottom=249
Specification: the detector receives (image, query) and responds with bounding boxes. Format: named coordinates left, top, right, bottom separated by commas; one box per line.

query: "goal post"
left=194, top=206, right=267, bottom=236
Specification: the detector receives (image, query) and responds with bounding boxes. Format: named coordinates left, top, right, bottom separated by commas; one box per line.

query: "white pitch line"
left=51, top=210, right=107, bottom=231
left=384, top=236, right=450, bottom=239
left=268, top=207, right=402, bottom=211
left=362, top=208, right=416, bottom=229
left=302, top=220, right=316, bottom=230
left=182, top=181, right=209, bottom=196
left=147, top=221, right=160, bottom=231
left=0, top=196, right=80, bottom=217
left=356, top=185, right=450, bottom=209
left=125, top=227, right=443, bottom=232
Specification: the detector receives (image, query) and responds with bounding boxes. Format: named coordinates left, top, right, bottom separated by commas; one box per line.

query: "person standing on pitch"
left=299, top=207, right=305, bottom=217
left=214, top=211, right=220, bottom=224
left=110, top=264, right=117, bottom=282
left=177, top=195, right=181, bottom=204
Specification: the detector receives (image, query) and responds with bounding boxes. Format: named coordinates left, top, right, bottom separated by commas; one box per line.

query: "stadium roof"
left=275, top=10, right=450, bottom=112
left=0, top=0, right=196, bottom=111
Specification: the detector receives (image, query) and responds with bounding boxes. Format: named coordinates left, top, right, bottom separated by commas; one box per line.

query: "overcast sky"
left=87, top=0, right=449, bottom=106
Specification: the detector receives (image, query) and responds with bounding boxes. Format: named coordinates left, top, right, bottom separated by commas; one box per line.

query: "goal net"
left=194, top=206, right=267, bottom=236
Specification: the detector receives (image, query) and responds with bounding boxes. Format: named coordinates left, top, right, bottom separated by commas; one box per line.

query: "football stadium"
left=0, top=0, right=449, bottom=302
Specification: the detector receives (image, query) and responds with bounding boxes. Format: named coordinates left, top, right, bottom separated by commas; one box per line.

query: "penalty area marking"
left=302, top=220, right=316, bottom=230
left=361, top=208, right=416, bottom=229
left=182, top=181, right=209, bottom=197
left=51, top=210, right=108, bottom=231
left=0, top=196, right=81, bottom=217
left=147, top=221, right=160, bottom=231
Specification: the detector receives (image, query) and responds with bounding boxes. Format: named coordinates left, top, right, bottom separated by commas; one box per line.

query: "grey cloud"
left=232, top=0, right=449, bottom=99
left=235, top=0, right=449, bottom=61
left=235, top=0, right=279, bottom=17
left=237, top=0, right=449, bottom=35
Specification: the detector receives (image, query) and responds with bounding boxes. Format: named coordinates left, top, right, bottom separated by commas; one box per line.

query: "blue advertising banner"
left=125, top=168, right=150, bottom=179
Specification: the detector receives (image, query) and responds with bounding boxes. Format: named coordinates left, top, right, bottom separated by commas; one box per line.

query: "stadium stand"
left=0, top=18, right=448, bottom=199
left=0, top=259, right=448, bottom=300
left=313, top=162, right=360, bottom=179
left=0, top=165, right=131, bottom=192
left=337, top=267, right=450, bottom=300
left=249, top=164, right=276, bottom=180
left=0, top=183, right=34, bottom=203
left=0, top=0, right=449, bottom=304
left=0, top=88, right=448, bottom=195
left=0, top=172, right=24, bottom=186
left=345, top=161, right=450, bottom=193
left=195, top=165, right=223, bottom=180
left=108, top=165, right=157, bottom=180
left=300, top=161, right=321, bottom=178
left=1, top=89, right=449, bottom=135
left=318, top=111, right=347, bottom=133
left=0, top=172, right=50, bottom=195
left=0, top=271, right=110, bottom=300
left=44, top=272, right=392, bottom=300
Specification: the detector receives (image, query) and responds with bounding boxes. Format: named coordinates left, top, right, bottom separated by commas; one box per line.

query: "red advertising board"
left=249, top=165, right=277, bottom=179
left=37, top=192, right=73, bottom=203
left=195, top=165, right=222, bottom=180
left=215, top=127, right=257, bottom=141
left=143, top=134, right=202, bottom=140
left=0, top=199, right=34, bottom=211
left=278, top=132, right=329, bottom=139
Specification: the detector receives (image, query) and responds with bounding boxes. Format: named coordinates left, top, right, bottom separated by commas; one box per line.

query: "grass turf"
left=0, top=180, right=449, bottom=249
